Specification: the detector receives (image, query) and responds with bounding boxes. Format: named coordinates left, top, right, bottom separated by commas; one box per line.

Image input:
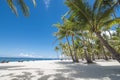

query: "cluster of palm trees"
left=54, top=0, right=120, bottom=63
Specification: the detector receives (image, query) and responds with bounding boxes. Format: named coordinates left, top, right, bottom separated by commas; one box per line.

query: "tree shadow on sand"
left=11, top=72, right=35, bottom=80
left=0, top=65, right=43, bottom=71
left=0, top=66, right=24, bottom=70
left=55, top=61, right=120, bottom=80
left=0, top=65, right=45, bottom=80
left=37, top=73, right=74, bottom=80
left=0, top=70, right=44, bottom=80
left=0, top=73, right=14, bottom=77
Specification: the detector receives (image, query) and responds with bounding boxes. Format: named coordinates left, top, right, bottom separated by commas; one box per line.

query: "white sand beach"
left=0, top=60, right=120, bottom=80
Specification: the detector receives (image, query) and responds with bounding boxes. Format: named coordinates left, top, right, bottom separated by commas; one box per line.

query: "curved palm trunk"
left=102, top=46, right=109, bottom=60
left=84, top=49, right=93, bottom=63
left=81, top=54, right=84, bottom=60
left=96, top=53, right=100, bottom=59
left=95, top=32, right=120, bottom=62
left=65, top=36, right=75, bottom=62
left=79, top=49, right=84, bottom=60
left=72, top=35, right=79, bottom=63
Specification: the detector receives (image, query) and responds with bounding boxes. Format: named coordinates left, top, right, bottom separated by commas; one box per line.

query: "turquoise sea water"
left=0, top=57, right=59, bottom=62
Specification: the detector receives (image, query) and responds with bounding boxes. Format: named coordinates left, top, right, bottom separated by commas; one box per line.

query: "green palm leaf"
left=7, top=0, right=18, bottom=16
left=102, top=18, right=120, bottom=27
left=32, top=0, right=36, bottom=7
left=7, top=0, right=36, bottom=16
left=18, top=0, right=29, bottom=16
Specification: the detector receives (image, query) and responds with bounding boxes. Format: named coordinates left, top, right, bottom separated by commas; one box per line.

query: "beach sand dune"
left=0, top=60, right=120, bottom=80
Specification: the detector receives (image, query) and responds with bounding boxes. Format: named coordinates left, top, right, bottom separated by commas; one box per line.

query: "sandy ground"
left=0, top=60, right=120, bottom=80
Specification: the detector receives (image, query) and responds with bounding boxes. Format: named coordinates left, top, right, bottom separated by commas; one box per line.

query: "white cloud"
left=102, top=30, right=116, bottom=37
left=43, top=0, right=51, bottom=8
left=18, top=53, right=43, bottom=58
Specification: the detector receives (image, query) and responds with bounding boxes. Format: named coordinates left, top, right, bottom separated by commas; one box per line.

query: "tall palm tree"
left=65, top=0, right=120, bottom=62
left=54, top=15, right=82, bottom=62
left=7, top=0, right=36, bottom=16
left=54, top=22, right=76, bottom=62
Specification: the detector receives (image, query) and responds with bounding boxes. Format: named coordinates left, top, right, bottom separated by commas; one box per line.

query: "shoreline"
left=0, top=57, right=59, bottom=63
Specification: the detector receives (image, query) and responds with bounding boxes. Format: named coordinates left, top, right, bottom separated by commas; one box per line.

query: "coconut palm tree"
left=65, top=0, right=120, bottom=62
left=54, top=15, right=82, bottom=62
left=7, top=0, right=36, bottom=16
left=54, top=22, right=76, bottom=62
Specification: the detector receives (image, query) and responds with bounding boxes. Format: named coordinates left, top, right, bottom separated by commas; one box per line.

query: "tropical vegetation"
left=6, top=0, right=120, bottom=63
left=54, top=0, right=120, bottom=63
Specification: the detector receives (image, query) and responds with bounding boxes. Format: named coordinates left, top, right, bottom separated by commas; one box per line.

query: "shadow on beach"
left=54, top=61, right=120, bottom=80
left=0, top=65, right=42, bottom=71
left=0, top=61, right=120, bottom=80
left=37, top=74, right=74, bottom=80
left=12, top=72, right=35, bottom=80
left=0, top=66, right=24, bottom=70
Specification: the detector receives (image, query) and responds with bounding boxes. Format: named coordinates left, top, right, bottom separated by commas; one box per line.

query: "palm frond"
left=65, top=0, right=93, bottom=27
left=97, top=4, right=116, bottom=25
left=102, top=18, right=120, bottom=28
left=32, top=0, right=36, bottom=7
left=7, top=0, right=18, bottom=16
left=18, top=0, right=29, bottom=16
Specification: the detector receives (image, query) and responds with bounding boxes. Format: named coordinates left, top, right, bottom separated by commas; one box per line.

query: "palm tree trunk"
left=95, top=32, right=120, bottom=62
left=79, top=49, right=84, bottom=60
left=81, top=54, right=84, bottom=60
left=92, top=54, right=95, bottom=61
left=102, top=46, right=109, bottom=60
left=96, top=53, right=100, bottom=59
left=72, top=35, right=79, bottom=63
left=84, top=49, right=93, bottom=63
left=65, top=36, right=75, bottom=62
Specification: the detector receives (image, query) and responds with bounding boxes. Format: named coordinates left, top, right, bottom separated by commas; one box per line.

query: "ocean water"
left=0, top=57, right=59, bottom=62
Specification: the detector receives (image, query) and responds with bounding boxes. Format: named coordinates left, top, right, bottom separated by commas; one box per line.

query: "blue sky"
left=0, top=0, right=68, bottom=58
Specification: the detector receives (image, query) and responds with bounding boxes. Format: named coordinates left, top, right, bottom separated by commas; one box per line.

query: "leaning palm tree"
left=54, top=15, right=82, bottom=62
left=65, top=0, right=120, bottom=62
left=54, top=22, right=76, bottom=62
left=7, top=0, right=36, bottom=16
